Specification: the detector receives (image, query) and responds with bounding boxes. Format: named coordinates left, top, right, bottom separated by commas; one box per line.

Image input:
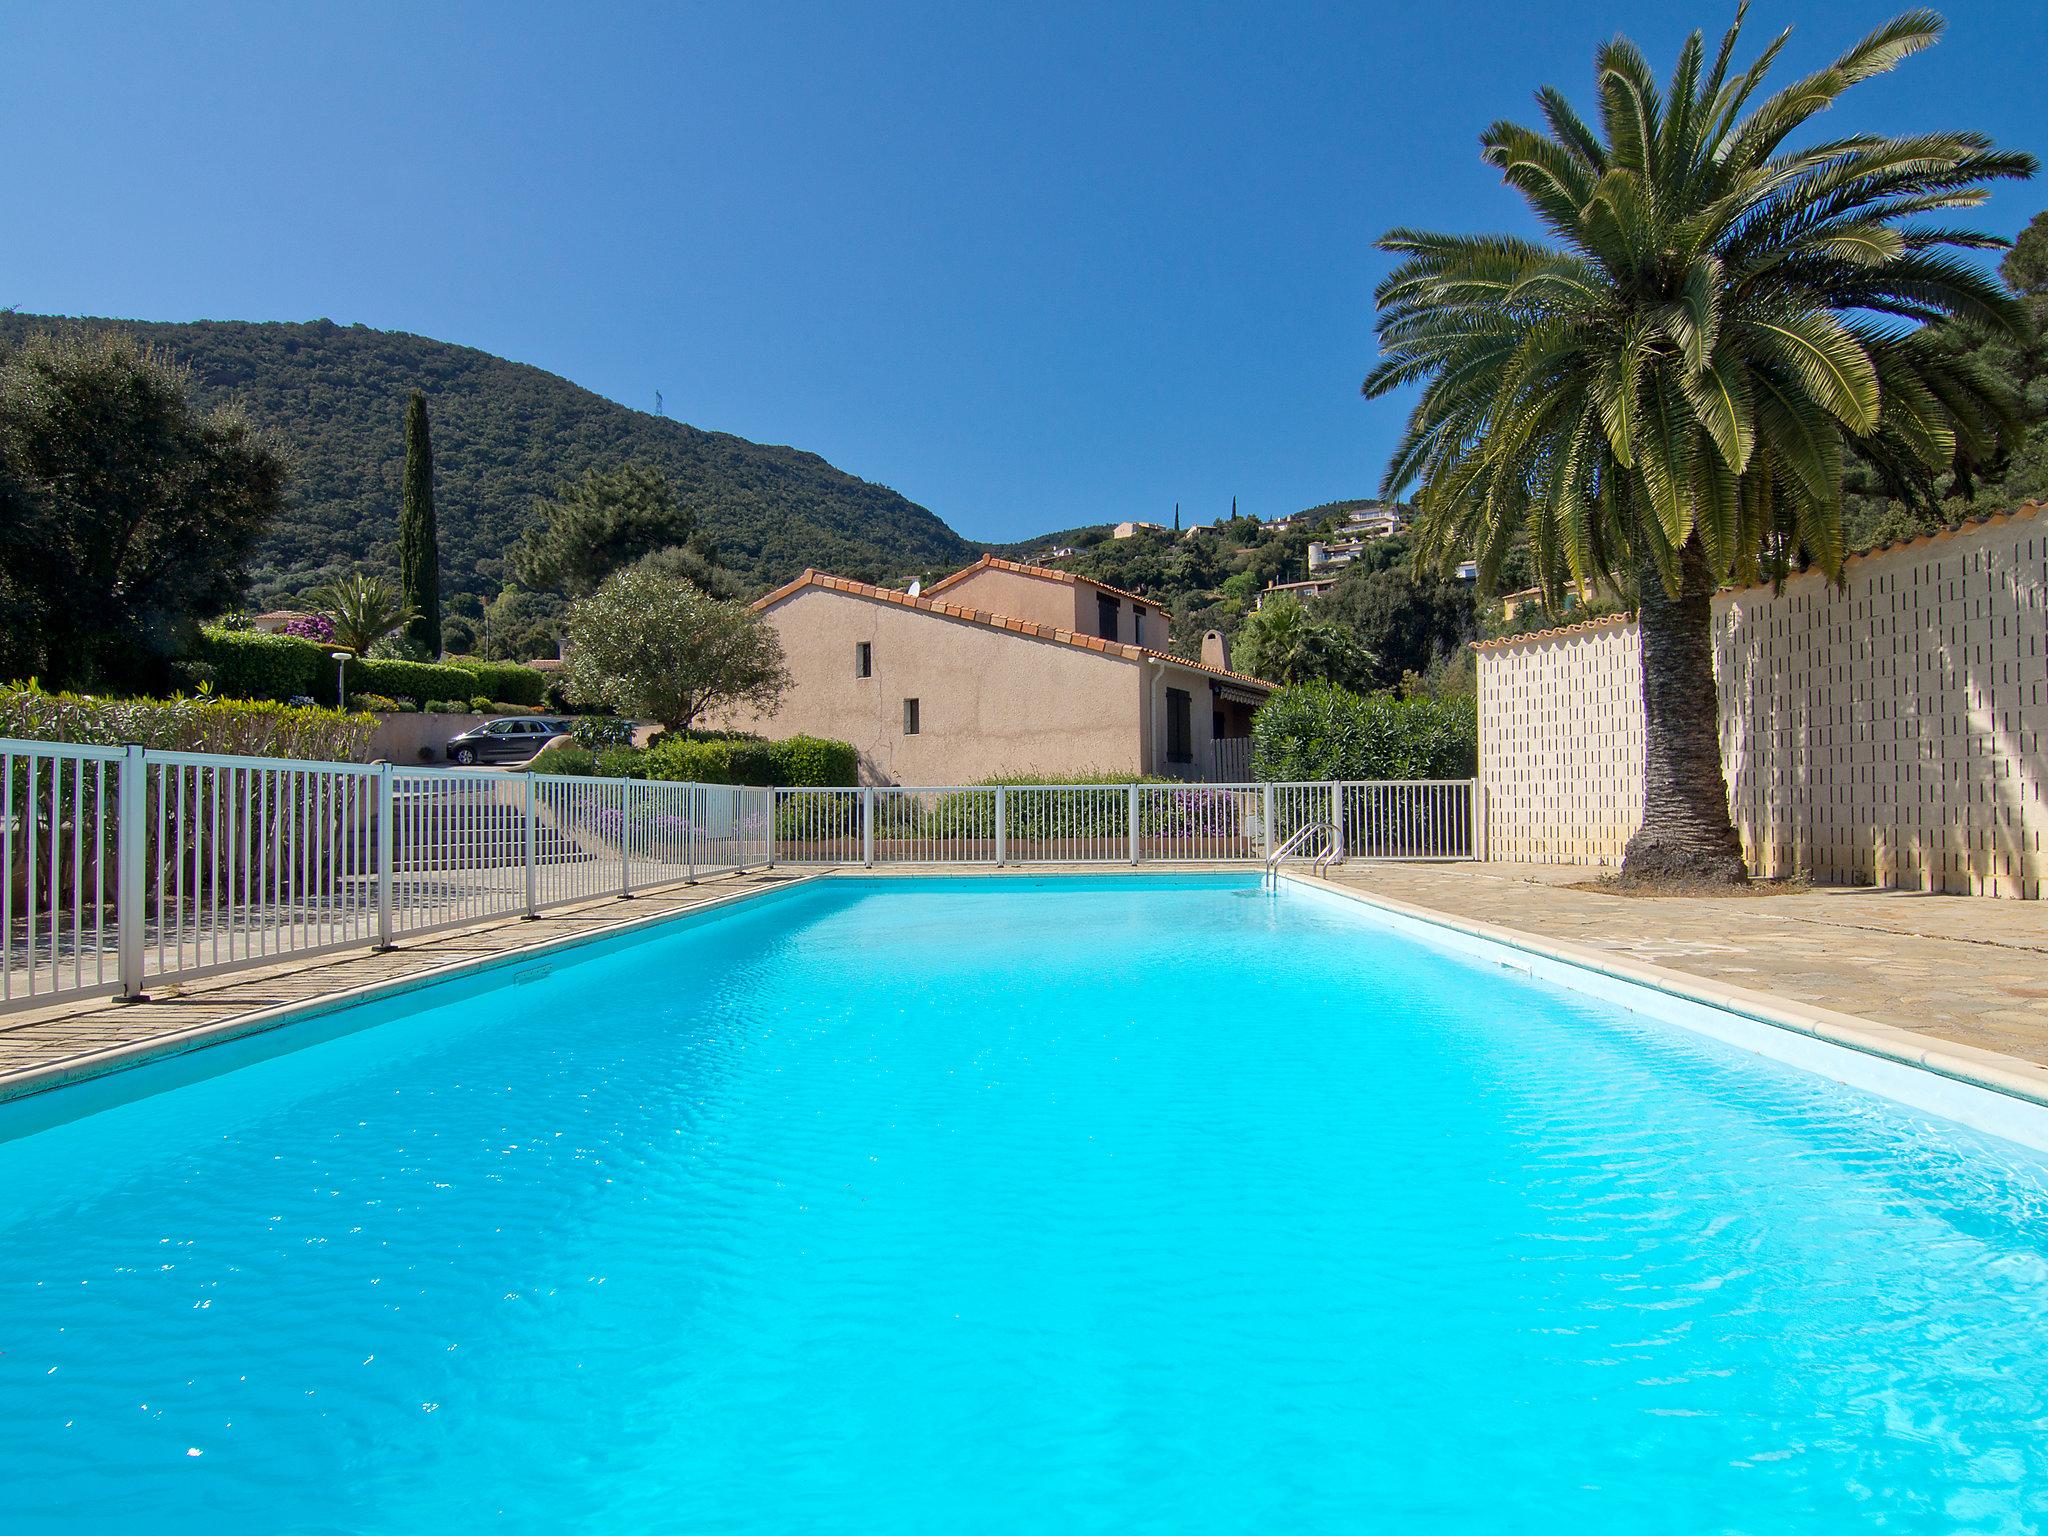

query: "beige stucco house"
left=710, top=557, right=1272, bottom=785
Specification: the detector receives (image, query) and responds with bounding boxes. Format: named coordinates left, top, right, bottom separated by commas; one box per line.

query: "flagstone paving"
left=1322, top=861, right=2048, bottom=1069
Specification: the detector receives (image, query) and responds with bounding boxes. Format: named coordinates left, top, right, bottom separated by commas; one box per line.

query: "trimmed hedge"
left=1250, top=682, right=1477, bottom=782
left=192, top=627, right=332, bottom=702
left=767, top=735, right=858, bottom=787
left=451, top=660, right=546, bottom=707
left=641, top=736, right=779, bottom=785
left=345, top=657, right=484, bottom=708
left=0, top=683, right=377, bottom=760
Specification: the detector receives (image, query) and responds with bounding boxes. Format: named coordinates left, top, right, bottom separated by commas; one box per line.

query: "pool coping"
left=1284, top=870, right=2048, bottom=1138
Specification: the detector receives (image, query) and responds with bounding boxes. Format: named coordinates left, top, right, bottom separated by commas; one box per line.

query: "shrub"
left=347, top=692, right=402, bottom=712
left=765, top=735, right=858, bottom=788
left=468, top=694, right=492, bottom=713
left=568, top=716, right=637, bottom=751
left=594, top=747, right=649, bottom=780
left=345, top=656, right=484, bottom=707
left=524, top=741, right=596, bottom=776
left=1250, top=682, right=1477, bottom=782
left=641, top=736, right=777, bottom=785
left=452, top=661, right=546, bottom=707
left=423, top=699, right=469, bottom=715
left=191, top=626, right=332, bottom=703
left=0, top=682, right=377, bottom=760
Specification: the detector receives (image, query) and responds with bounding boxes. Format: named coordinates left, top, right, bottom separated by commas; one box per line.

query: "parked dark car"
left=445, top=717, right=569, bottom=765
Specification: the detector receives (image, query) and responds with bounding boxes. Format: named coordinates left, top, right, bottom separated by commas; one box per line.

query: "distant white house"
left=1111, top=521, right=1167, bottom=540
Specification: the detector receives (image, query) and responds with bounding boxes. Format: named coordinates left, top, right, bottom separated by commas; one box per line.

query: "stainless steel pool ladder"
left=1263, top=820, right=1342, bottom=890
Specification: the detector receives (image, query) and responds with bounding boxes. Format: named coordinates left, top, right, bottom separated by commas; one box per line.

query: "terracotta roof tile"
left=927, top=553, right=1158, bottom=610
left=754, top=568, right=1275, bottom=689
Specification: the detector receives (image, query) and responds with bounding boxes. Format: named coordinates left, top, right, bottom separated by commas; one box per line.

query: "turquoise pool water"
left=3, top=875, right=2046, bottom=1532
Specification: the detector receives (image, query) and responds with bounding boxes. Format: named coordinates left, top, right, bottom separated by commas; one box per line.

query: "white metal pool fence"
left=1, top=737, right=1476, bottom=1009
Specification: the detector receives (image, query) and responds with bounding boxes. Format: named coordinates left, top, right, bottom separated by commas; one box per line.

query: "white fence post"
left=861, top=786, right=875, bottom=867
left=375, top=763, right=394, bottom=948
left=115, top=743, right=148, bottom=1000
left=1472, top=779, right=1485, bottom=862
left=618, top=783, right=633, bottom=898
left=765, top=788, right=777, bottom=868
left=522, top=773, right=538, bottom=917
left=686, top=785, right=699, bottom=885
left=1127, top=783, right=1139, bottom=865
left=1330, top=781, right=1344, bottom=864
left=994, top=784, right=1007, bottom=867
left=1262, top=782, right=1275, bottom=861
left=733, top=788, right=748, bottom=874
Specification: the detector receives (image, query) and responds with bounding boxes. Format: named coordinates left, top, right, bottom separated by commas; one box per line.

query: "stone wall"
left=1475, top=503, right=2048, bottom=897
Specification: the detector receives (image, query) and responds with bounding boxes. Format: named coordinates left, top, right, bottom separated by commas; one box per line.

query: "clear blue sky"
left=6, top=1, right=2041, bottom=542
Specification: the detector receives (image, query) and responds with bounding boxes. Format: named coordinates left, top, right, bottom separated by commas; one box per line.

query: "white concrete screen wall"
left=1476, top=503, right=2048, bottom=897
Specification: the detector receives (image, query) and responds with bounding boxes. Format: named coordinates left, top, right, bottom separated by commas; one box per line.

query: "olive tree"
left=563, top=561, right=789, bottom=731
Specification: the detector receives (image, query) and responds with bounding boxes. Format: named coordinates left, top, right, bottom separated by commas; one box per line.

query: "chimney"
left=1201, top=629, right=1229, bottom=671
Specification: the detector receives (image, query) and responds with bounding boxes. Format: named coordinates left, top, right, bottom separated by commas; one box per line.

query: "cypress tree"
left=398, top=390, right=440, bottom=656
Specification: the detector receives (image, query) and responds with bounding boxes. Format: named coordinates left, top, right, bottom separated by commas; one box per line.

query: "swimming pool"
left=3, top=874, right=2046, bottom=1532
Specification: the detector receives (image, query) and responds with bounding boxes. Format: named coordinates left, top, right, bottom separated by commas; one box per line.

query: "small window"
left=855, top=641, right=873, bottom=678
left=1166, top=688, right=1193, bottom=764
left=903, top=698, right=921, bottom=735
left=1097, top=592, right=1119, bottom=641
left=1212, top=710, right=1225, bottom=740
left=1131, top=606, right=1144, bottom=645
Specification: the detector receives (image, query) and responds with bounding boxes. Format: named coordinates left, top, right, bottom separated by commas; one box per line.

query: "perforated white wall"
left=1476, top=505, right=2048, bottom=897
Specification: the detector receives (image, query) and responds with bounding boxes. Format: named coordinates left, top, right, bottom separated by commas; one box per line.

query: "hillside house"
left=710, top=557, right=1272, bottom=785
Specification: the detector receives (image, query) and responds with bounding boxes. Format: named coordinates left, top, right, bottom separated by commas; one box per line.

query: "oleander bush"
left=0, top=682, right=377, bottom=759
left=1250, top=682, right=1476, bottom=782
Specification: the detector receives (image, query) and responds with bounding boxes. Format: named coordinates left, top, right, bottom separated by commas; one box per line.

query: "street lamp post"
left=330, top=651, right=350, bottom=709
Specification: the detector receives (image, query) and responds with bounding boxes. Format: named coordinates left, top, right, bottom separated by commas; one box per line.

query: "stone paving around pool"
left=1322, top=862, right=2048, bottom=1069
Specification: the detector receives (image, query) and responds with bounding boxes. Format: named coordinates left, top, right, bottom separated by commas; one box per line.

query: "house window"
left=903, top=697, right=920, bottom=735
left=1131, top=606, right=1144, bottom=645
left=1097, top=592, right=1119, bottom=641
left=1166, top=688, right=1193, bottom=764
left=855, top=641, right=872, bottom=678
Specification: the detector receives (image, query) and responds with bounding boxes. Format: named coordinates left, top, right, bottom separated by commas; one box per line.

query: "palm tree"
left=1364, top=7, right=2033, bottom=883
left=311, top=571, right=415, bottom=655
left=1231, top=593, right=1374, bottom=687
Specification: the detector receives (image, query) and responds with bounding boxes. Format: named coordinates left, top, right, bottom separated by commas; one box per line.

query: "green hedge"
left=345, top=657, right=485, bottom=708
left=450, top=660, right=546, bottom=707
left=191, top=627, right=332, bottom=702
left=641, top=736, right=779, bottom=785
left=0, top=683, right=377, bottom=760
left=1250, top=682, right=1477, bottom=782
left=767, top=735, right=858, bottom=787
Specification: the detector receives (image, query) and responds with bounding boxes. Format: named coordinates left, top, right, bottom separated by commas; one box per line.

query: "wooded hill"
left=0, top=314, right=977, bottom=605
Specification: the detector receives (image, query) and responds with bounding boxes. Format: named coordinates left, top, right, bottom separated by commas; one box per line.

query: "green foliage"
left=568, top=716, right=638, bottom=751
left=641, top=736, right=779, bottom=785
left=0, top=329, right=289, bottom=691
left=1315, top=537, right=1477, bottom=689
left=1230, top=594, right=1375, bottom=687
left=2003, top=210, right=2048, bottom=298
left=766, top=734, right=858, bottom=788
left=563, top=562, right=790, bottom=730
left=310, top=570, right=413, bottom=654
left=0, top=315, right=975, bottom=604
left=1250, top=682, right=1477, bottom=782
left=525, top=741, right=596, bottom=776
left=1364, top=11, right=2034, bottom=602
left=192, top=626, right=332, bottom=702
left=398, top=390, right=440, bottom=655
left=451, top=660, right=545, bottom=706
left=0, top=682, right=377, bottom=760
left=346, top=656, right=484, bottom=707
left=514, top=463, right=699, bottom=596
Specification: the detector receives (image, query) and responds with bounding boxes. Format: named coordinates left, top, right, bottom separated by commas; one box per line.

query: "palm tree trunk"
left=1620, top=541, right=1747, bottom=886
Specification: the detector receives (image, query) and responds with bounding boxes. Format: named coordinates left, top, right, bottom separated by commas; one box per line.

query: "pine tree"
left=398, top=390, right=440, bottom=656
